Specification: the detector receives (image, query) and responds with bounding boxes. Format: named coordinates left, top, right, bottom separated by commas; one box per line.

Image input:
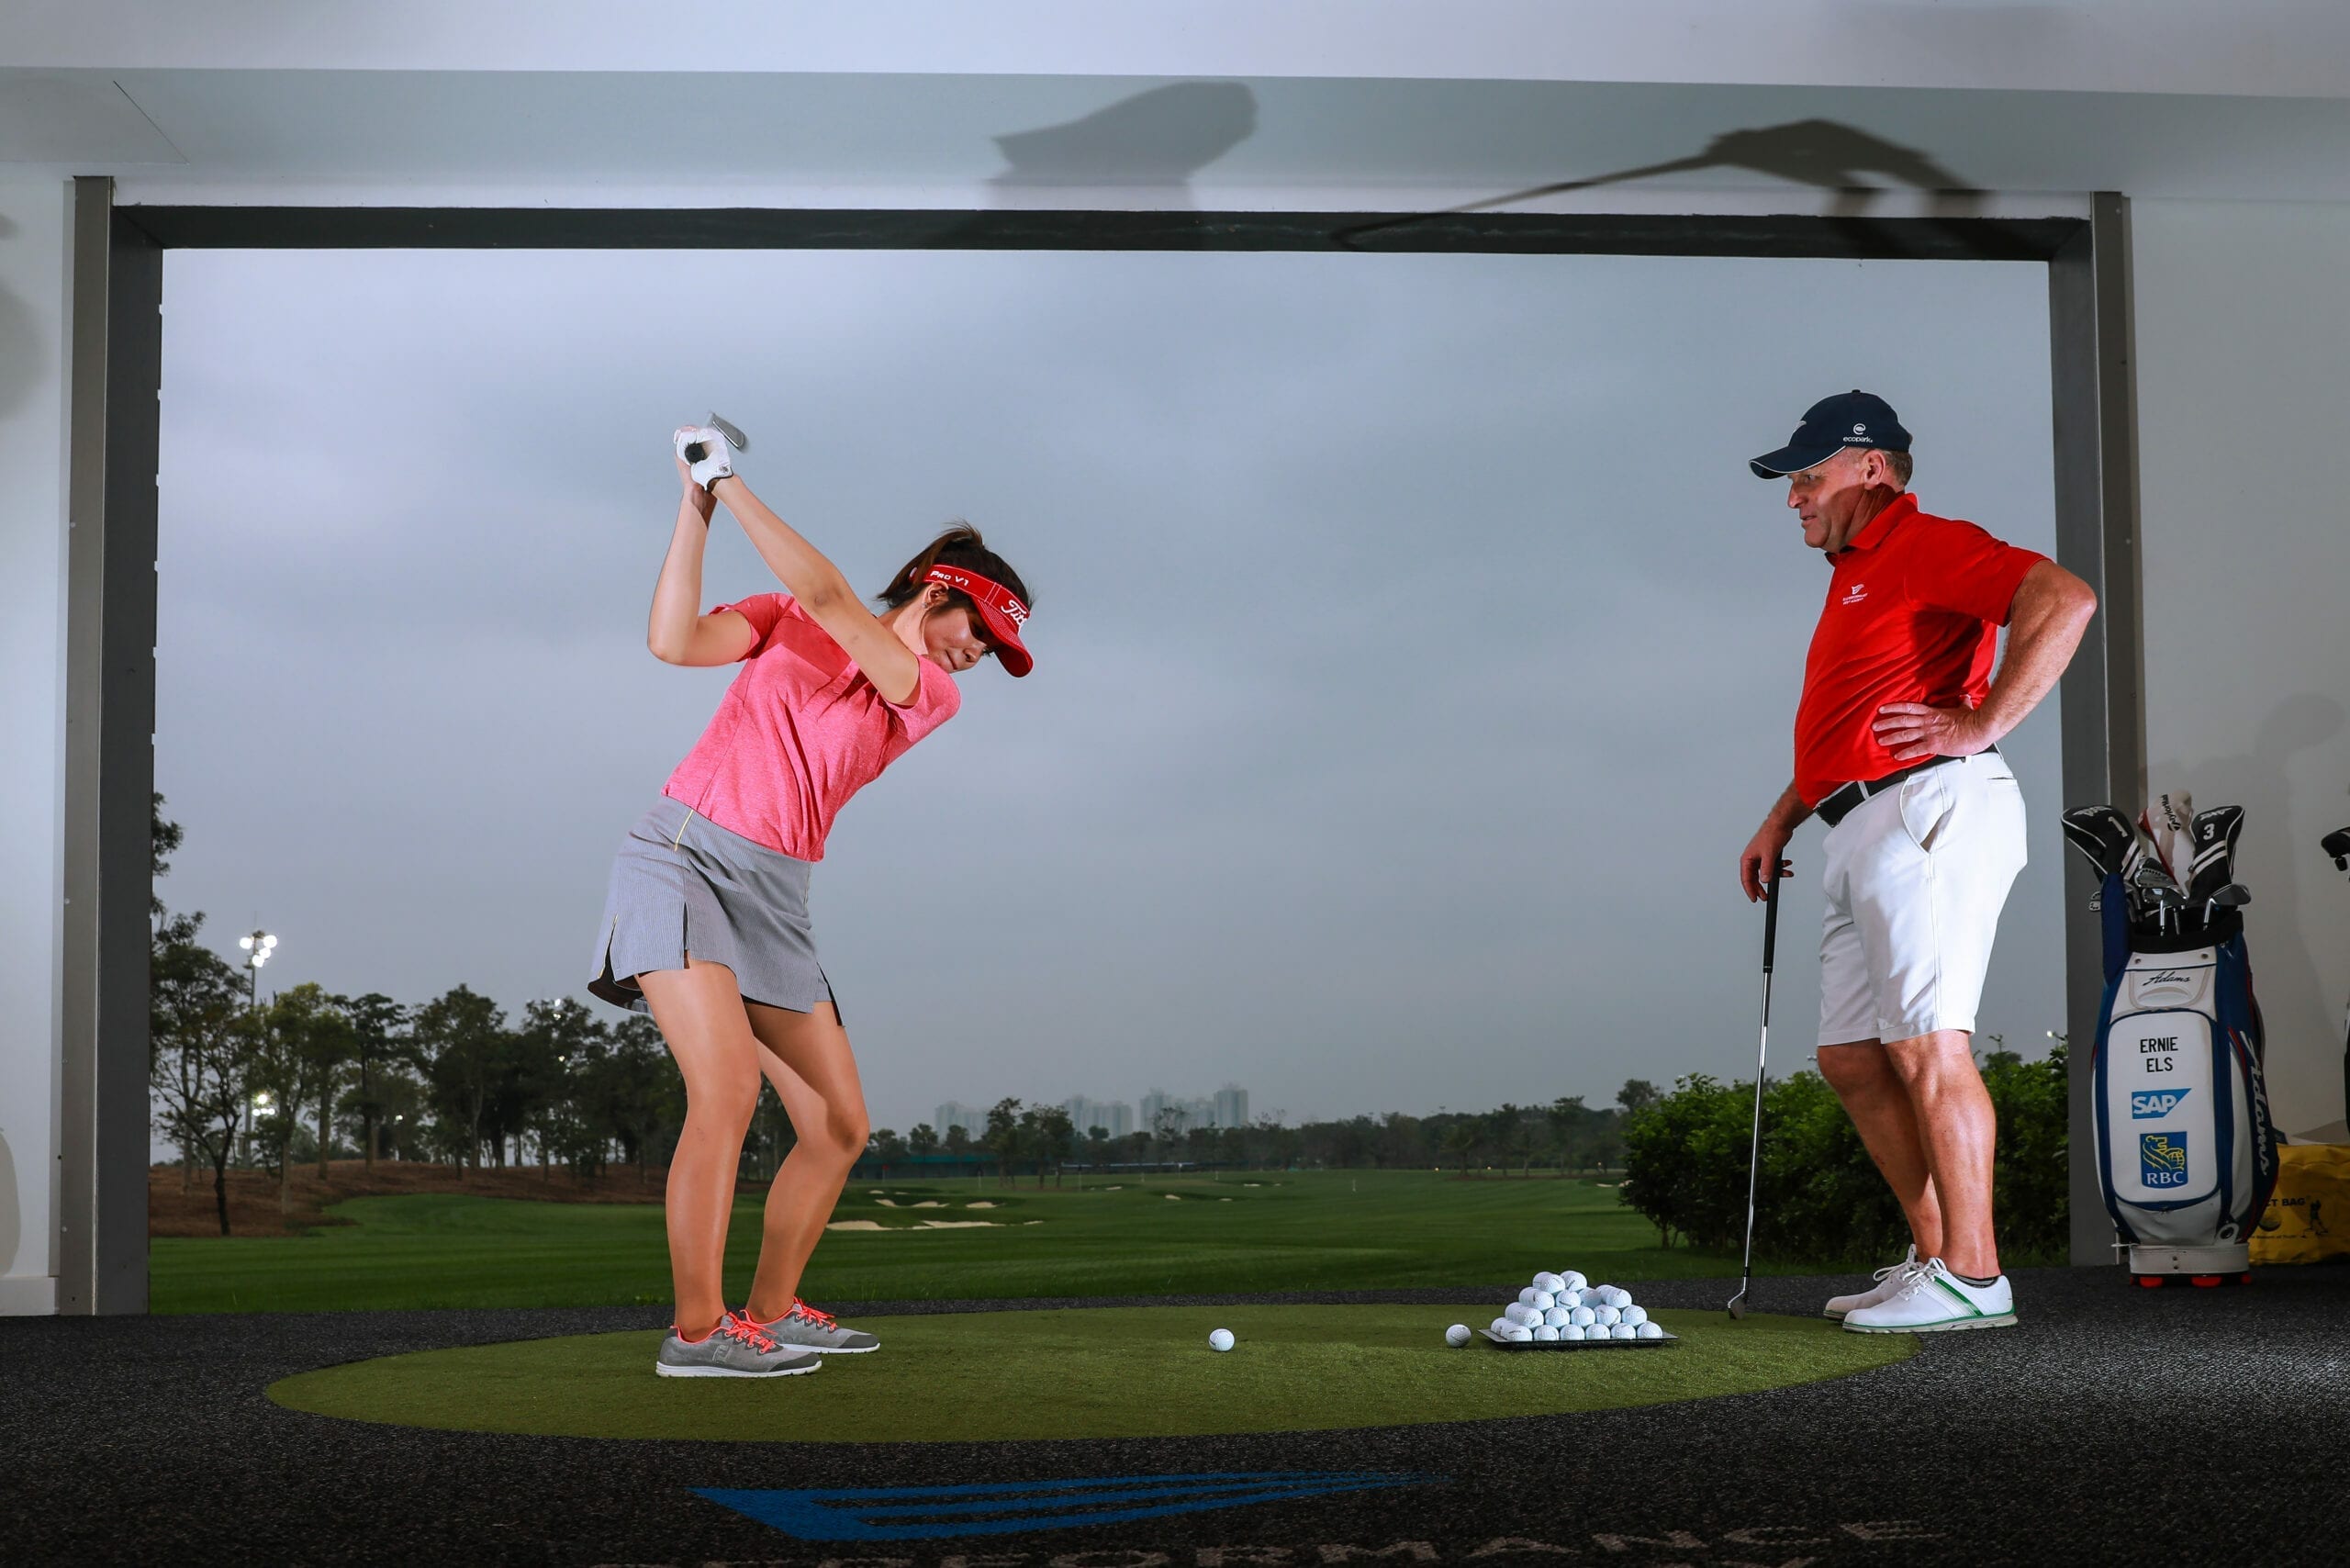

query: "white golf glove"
left=674, top=424, right=736, bottom=490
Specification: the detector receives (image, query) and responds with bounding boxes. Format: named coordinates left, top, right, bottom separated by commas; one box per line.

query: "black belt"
left=1815, top=747, right=1997, bottom=830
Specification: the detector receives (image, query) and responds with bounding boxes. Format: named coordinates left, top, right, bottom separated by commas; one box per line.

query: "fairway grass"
left=267, top=1304, right=1911, bottom=1441
left=151, top=1171, right=1737, bottom=1315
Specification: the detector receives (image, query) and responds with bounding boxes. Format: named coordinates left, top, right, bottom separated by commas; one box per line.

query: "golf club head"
left=2186, top=805, right=2246, bottom=905
left=2061, top=805, right=2138, bottom=880
left=2210, top=882, right=2252, bottom=908
left=2322, top=825, right=2350, bottom=873
left=1726, top=1289, right=1748, bottom=1320
left=706, top=411, right=750, bottom=452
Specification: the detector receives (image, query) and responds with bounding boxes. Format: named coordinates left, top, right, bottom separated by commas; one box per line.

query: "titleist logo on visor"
left=925, top=566, right=1028, bottom=625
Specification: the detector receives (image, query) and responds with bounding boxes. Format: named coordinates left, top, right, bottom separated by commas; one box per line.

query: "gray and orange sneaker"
left=743, top=1297, right=880, bottom=1354
left=655, top=1312, right=823, bottom=1378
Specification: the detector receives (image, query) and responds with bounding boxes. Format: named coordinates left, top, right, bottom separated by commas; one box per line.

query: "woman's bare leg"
left=634, top=958, right=763, bottom=1340
left=741, top=1000, right=868, bottom=1321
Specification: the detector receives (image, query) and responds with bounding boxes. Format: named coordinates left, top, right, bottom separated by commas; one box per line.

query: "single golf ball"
left=1555, top=1323, right=1584, bottom=1341
left=1490, top=1316, right=1516, bottom=1337
left=1504, top=1303, right=1540, bottom=1327
left=1517, top=1286, right=1542, bottom=1305
left=1635, top=1321, right=1665, bottom=1340
left=1542, top=1306, right=1573, bottom=1328
left=1592, top=1305, right=1621, bottom=1327
left=1568, top=1306, right=1596, bottom=1327
left=1531, top=1271, right=1565, bottom=1294
left=1208, top=1328, right=1235, bottom=1352
left=1555, top=1289, right=1583, bottom=1311
left=1618, top=1305, right=1649, bottom=1327
left=1505, top=1325, right=1534, bottom=1342
left=1445, top=1323, right=1473, bottom=1348
left=1607, top=1287, right=1634, bottom=1309
left=1560, top=1271, right=1589, bottom=1292
left=1610, top=1324, right=1638, bottom=1340
left=1532, top=1325, right=1560, bottom=1341
left=1529, top=1291, right=1556, bottom=1312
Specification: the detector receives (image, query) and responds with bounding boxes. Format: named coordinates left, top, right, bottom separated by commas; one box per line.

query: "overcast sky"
left=153, top=245, right=2064, bottom=1137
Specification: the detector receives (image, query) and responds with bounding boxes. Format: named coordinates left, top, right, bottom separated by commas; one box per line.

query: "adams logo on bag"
left=2131, top=1088, right=2193, bottom=1119
left=2142, top=1132, right=2191, bottom=1190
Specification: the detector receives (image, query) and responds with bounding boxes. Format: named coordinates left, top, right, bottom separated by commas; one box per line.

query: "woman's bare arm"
left=647, top=465, right=758, bottom=666
left=707, top=473, right=926, bottom=704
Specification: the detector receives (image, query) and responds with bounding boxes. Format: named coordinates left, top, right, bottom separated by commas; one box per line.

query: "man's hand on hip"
left=1873, top=701, right=1998, bottom=764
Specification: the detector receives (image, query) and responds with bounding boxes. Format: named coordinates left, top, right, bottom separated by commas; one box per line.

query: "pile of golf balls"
left=1483, top=1270, right=1664, bottom=1343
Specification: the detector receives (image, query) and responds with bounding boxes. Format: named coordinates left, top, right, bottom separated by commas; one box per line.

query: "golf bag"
left=2065, top=798, right=2281, bottom=1282
left=2325, top=825, right=2350, bottom=1135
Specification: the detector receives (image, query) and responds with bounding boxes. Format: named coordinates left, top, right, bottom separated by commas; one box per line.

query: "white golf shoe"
left=1823, top=1245, right=1920, bottom=1321
left=1841, top=1257, right=2017, bottom=1333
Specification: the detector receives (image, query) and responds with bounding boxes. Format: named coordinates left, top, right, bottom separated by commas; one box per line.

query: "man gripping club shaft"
left=1738, top=390, right=2097, bottom=1334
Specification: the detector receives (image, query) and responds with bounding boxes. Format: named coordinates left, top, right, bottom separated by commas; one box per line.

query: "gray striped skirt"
left=588, top=795, right=837, bottom=1018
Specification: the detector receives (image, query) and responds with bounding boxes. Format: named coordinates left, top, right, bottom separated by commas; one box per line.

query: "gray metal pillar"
left=58, top=176, right=160, bottom=1314
left=2047, top=194, right=2146, bottom=1266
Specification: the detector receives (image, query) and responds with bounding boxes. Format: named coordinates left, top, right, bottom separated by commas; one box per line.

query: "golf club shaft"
left=1737, top=870, right=1781, bottom=1302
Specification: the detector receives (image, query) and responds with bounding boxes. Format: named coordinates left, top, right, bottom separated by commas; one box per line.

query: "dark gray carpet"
left=6, top=1266, right=2348, bottom=1568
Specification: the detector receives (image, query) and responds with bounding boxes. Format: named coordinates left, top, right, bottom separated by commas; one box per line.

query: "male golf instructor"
left=1738, top=390, right=2097, bottom=1333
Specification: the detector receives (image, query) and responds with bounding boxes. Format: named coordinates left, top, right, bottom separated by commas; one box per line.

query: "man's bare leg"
left=1818, top=1038, right=1943, bottom=1259
left=1881, top=1029, right=2001, bottom=1278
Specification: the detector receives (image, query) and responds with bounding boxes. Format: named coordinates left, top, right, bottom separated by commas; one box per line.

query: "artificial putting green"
left=267, top=1304, right=1913, bottom=1443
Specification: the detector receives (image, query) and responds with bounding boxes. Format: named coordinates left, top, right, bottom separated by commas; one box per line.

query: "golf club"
left=2186, top=805, right=2246, bottom=910
left=2200, top=882, right=2251, bottom=928
left=1728, top=858, right=1785, bottom=1321
left=681, top=410, right=750, bottom=466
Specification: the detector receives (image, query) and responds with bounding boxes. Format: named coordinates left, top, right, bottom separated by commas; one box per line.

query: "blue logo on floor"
left=2141, top=1131, right=2190, bottom=1189
left=2131, top=1088, right=2192, bottom=1119
left=696, top=1472, right=1438, bottom=1541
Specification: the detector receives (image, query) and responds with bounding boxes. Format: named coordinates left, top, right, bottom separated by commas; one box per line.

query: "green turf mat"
left=268, top=1304, right=1912, bottom=1442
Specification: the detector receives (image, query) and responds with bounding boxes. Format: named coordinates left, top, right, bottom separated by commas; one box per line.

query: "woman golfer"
left=590, top=421, right=1033, bottom=1378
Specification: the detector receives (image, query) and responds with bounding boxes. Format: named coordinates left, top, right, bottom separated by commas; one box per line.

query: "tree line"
left=150, top=799, right=1646, bottom=1232
left=891, top=1090, right=1645, bottom=1186
left=151, top=798, right=683, bottom=1234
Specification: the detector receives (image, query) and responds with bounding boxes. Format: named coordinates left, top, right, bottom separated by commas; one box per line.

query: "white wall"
left=0, top=177, right=70, bottom=1314
left=10, top=0, right=2350, bottom=95
left=2132, top=198, right=2350, bottom=1142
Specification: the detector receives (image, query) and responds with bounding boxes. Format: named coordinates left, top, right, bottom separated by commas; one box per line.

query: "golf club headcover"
left=674, top=424, right=736, bottom=490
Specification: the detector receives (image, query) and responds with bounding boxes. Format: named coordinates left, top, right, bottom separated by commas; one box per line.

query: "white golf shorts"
left=1818, top=751, right=2027, bottom=1047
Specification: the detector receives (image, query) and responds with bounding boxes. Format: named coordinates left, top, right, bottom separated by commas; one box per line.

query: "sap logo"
left=2132, top=1088, right=2192, bottom=1120
left=2141, top=1132, right=2191, bottom=1190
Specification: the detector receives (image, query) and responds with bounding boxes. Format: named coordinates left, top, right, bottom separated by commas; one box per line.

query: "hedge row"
left=1618, top=1046, right=2069, bottom=1267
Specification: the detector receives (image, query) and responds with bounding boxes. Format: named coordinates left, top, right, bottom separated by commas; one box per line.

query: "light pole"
left=237, top=928, right=277, bottom=1009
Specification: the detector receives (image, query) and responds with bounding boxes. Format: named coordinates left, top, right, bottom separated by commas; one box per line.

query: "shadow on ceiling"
left=985, top=82, right=1259, bottom=204
left=1336, top=118, right=1987, bottom=252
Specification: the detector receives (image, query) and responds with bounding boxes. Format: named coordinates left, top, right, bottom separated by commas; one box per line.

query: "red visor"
left=924, top=565, right=1033, bottom=677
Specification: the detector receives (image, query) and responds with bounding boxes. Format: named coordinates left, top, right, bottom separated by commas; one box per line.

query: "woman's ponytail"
left=878, top=522, right=1032, bottom=615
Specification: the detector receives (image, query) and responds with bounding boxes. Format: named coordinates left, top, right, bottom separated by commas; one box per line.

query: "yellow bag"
left=2252, top=1144, right=2350, bottom=1265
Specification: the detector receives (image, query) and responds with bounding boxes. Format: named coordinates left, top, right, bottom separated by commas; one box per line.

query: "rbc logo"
left=2141, top=1132, right=2191, bottom=1190
left=2131, top=1088, right=2192, bottom=1120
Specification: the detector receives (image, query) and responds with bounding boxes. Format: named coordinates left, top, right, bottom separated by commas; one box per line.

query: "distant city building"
left=1060, top=1097, right=1136, bottom=1140
left=1140, top=1085, right=1248, bottom=1135
left=932, top=1102, right=992, bottom=1142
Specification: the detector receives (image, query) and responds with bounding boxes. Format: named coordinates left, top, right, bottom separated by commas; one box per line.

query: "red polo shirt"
left=1794, top=494, right=2045, bottom=807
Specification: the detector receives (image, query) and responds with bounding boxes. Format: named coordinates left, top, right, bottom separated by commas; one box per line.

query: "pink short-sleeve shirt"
left=663, top=593, right=961, bottom=861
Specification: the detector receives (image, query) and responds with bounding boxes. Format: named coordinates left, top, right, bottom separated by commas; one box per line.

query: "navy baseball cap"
left=1750, top=390, right=1912, bottom=478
